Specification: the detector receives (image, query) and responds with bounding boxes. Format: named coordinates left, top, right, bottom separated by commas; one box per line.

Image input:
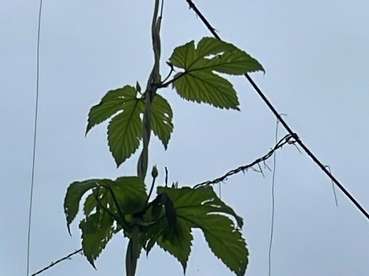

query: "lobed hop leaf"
left=86, top=85, right=174, bottom=167
left=169, top=37, right=264, bottom=110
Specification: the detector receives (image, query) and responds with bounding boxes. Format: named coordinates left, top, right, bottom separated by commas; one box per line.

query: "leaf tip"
left=67, top=224, right=72, bottom=236
left=182, top=262, right=188, bottom=275
left=88, top=258, right=97, bottom=270
left=114, top=157, right=123, bottom=169
left=85, top=121, right=93, bottom=135
left=163, top=142, right=169, bottom=150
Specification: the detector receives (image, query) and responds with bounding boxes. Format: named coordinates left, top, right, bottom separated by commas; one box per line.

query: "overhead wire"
left=27, top=0, right=43, bottom=275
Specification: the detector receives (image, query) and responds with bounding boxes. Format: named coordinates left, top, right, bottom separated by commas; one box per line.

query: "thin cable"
left=268, top=120, right=280, bottom=276
left=31, top=249, right=82, bottom=276
left=27, top=1, right=43, bottom=275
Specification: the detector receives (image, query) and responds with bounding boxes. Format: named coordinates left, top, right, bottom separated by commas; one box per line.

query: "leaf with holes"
left=169, top=37, right=264, bottom=110
left=156, top=186, right=248, bottom=276
left=151, top=94, right=173, bottom=149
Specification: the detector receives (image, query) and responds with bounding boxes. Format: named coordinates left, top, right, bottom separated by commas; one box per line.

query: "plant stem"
left=127, top=1, right=163, bottom=276
left=137, top=0, right=162, bottom=180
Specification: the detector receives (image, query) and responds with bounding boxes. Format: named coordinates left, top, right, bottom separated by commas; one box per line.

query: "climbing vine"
left=63, top=0, right=264, bottom=275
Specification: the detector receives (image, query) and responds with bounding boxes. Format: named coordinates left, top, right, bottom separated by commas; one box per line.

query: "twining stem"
left=137, top=0, right=163, bottom=180
left=127, top=1, right=163, bottom=276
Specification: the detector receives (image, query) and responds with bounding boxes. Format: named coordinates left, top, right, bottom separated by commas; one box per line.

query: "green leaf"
left=107, top=97, right=144, bottom=167
left=86, top=86, right=139, bottom=134
left=151, top=94, right=174, bottom=149
left=110, top=176, right=147, bottom=214
left=142, top=195, right=193, bottom=272
left=86, top=86, right=175, bottom=166
left=143, top=213, right=193, bottom=272
left=170, top=37, right=264, bottom=75
left=65, top=177, right=149, bottom=269
left=157, top=186, right=248, bottom=276
left=157, top=218, right=193, bottom=272
left=200, top=214, right=247, bottom=276
left=173, top=70, right=240, bottom=110
left=80, top=211, right=114, bottom=268
left=64, top=180, right=98, bottom=233
left=169, top=37, right=264, bottom=110
left=66, top=177, right=147, bottom=230
left=86, top=85, right=145, bottom=167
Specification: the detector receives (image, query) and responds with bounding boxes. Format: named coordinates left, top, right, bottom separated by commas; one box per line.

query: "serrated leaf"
left=86, top=85, right=145, bottom=167
left=64, top=180, right=98, bottom=233
left=141, top=195, right=192, bottom=272
left=143, top=213, right=193, bottom=272
left=107, top=98, right=144, bottom=167
left=86, top=86, right=139, bottom=134
left=157, top=218, right=193, bottom=272
left=200, top=215, right=247, bottom=276
left=151, top=94, right=173, bottom=149
left=169, top=37, right=264, bottom=110
left=170, top=37, right=264, bottom=75
left=86, top=86, right=175, bottom=166
left=173, top=70, right=240, bottom=110
left=80, top=211, right=114, bottom=268
left=157, top=186, right=248, bottom=276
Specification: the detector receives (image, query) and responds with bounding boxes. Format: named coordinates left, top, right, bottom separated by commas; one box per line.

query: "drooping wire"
left=268, top=119, right=280, bottom=276
left=27, top=0, right=43, bottom=275
left=325, top=165, right=339, bottom=207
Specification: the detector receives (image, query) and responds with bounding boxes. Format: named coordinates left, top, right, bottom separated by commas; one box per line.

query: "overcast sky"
left=1, top=0, right=369, bottom=276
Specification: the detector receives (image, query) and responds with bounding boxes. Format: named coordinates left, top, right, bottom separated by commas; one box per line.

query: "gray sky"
left=1, top=0, right=369, bottom=275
